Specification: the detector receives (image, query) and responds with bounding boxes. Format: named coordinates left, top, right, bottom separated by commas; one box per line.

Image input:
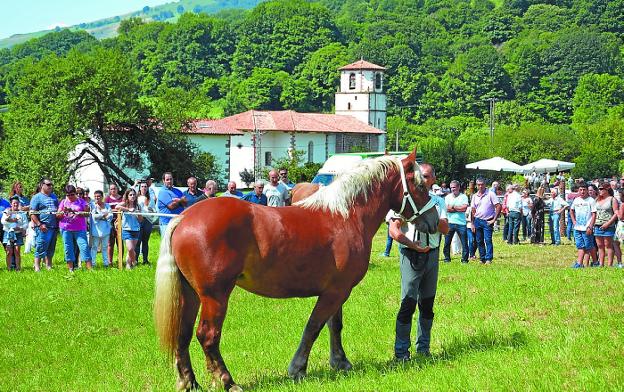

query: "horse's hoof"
left=288, top=358, right=308, bottom=380
left=287, top=365, right=307, bottom=381
left=176, top=378, right=201, bottom=391
left=330, top=358, right=353, bottom=371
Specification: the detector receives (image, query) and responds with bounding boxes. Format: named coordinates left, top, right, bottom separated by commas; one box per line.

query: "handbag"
left=615, top=220, right=624, bottom=242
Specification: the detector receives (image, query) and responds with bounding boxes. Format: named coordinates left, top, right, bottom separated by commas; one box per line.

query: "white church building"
left=73, top=60, right=388, bottom=188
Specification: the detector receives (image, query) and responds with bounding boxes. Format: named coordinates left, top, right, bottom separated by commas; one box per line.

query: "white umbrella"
left=521, top=159, right=575, bottom=173
left=465, top=157, right=524, bottom=173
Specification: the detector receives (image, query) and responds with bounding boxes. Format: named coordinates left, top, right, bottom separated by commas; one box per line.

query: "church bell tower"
left=335, top=59, right=387, bottom=132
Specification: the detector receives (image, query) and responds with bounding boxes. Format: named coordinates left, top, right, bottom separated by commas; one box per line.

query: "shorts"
left=574, top=230, right=595, bottom=250
left=2, top=231, right=24, bottom=246
left=593, top=225, right=615, bottom=237
left=122, top=230, right=139, bottom=241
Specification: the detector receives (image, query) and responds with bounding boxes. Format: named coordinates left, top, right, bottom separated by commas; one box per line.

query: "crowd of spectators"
left=5, top=167, right=624, bottom=271
left=430, top=174, right=624, bottom=268
left=0, top=168, right=296, bottom=271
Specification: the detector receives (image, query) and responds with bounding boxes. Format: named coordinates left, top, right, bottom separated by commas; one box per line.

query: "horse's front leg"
left=327, top=306, right=352, bottom=371
left=288, top=290, right=352, bottom=379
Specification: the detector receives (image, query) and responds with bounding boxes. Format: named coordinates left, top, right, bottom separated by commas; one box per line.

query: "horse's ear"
left=406, top=147, right=418, bottom=166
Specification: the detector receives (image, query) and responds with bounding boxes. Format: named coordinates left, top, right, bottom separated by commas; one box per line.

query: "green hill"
left=0, top=0, right=262, bottom=49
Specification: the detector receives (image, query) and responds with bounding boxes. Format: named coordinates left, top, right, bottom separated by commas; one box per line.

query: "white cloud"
left=46, top=22, right=69, bottom=30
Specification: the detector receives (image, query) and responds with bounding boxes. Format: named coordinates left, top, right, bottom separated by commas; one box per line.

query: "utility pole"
left=395, top=129, right=400, bottom=151
left=488, top=98, right=497, bottom=151
left=251, top=111, right=261, bottom=180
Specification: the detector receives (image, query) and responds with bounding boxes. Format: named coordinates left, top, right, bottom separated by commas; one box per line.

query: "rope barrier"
left=10, top=209, right=180, bottom=218
left=6, top=209, right=181, bottom=270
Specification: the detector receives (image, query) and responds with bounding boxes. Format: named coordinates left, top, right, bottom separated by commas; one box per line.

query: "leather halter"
left=396, top=159, right=436, bottom=223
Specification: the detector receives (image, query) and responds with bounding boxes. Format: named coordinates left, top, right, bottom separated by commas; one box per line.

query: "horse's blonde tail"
left=154, top=215, right=184, bottom=361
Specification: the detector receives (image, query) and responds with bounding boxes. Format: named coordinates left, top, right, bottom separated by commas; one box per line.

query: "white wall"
left=188, top=134, right=230, bottom=181
left=293, top=133, right=327, bottom=165
left=229, top=134, right=254, bottom=185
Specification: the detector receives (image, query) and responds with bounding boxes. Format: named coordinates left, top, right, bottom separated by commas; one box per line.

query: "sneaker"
left=571, top=262, right=584, bottom=269
left=484, top=260, right=492, bottom=265
left=617, top=263, right=623, bottom=269
left=590, top=261, right=600, bottom=267
left=380, top=253, right=390, bottom=257
left=443, top=259, right=451, bottom=263
left=393, top=354, right=410, bottom=363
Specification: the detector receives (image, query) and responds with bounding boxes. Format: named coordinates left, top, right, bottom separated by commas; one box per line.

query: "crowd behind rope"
left=397, top=173, right=624, bottom=269
left=4, top=167, right=623, bottom=271
left=0, top=168, right=295, bottom=272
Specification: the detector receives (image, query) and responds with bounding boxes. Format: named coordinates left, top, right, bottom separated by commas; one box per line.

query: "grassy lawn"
left=1, top=226, right=622, bottom=391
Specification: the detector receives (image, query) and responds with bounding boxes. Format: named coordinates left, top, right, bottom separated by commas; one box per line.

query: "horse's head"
left=390, top=148, right=439, bottom=234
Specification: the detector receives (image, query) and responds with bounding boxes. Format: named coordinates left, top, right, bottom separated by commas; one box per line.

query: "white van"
left=311, top=151, right=422, bottom=186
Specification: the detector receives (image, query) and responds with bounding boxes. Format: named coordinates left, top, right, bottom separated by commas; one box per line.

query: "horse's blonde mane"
left=295, top=155, right=415, bottom=218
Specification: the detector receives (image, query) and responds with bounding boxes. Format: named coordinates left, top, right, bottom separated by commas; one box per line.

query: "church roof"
left=189, top=110, right=384, bottom=135
left=339, top=60, right=386, bottom=71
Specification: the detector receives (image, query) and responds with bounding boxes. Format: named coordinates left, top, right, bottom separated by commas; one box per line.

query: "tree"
left=292, top=43, right=350, bottom=112
left=144, top=13, right=236, bottom=91
left=231, top=0, right=340, bottom=77
left=521, top=4, right=572, bottom=32
left=11, top=29, right=97, bottom=60
left=530, top=28, right=622, bottom=123
left=492, top=122, right=576, bottom=165
left=483, top=9, right=518, bottom=45
left=573, top=114, right=624, bottom=179
left=572, top=73, right=624, bottom=125
left=432, top=45, right=514, bottom=119
left=239, top=168, right=255, bottom=187
left=0, top=48, right=201, bottom=191
left=261, top=150, right=321, bottom=183
left=224, top=68, right=292, bottom=114
left=410, top=136, right=469, bottom=184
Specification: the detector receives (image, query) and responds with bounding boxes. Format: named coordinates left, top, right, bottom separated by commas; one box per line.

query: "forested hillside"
left=0, top=0, right=623, bottom=189
left=0, top=0, right=264, bottom=48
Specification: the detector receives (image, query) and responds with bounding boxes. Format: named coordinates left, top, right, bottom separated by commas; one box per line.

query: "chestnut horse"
left=154, top=150, right=438, bottom=391
left=290, top=182, right=320, bottom=203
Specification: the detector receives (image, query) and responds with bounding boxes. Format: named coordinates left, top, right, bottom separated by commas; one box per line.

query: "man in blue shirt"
left=221, top=181, right=244, bottom=198
left=183, top=176, right=203, bottom=206
left=0, top=198, right=10, bottom=212
left=242, top=181, right=268, bottom=205
left=157, top=172, right=187, bottom=236
left=29, top=177, right=60, bottom=271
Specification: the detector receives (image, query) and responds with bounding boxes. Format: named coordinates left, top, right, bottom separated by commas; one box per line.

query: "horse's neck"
left=352, top=182, right=392, bottom=238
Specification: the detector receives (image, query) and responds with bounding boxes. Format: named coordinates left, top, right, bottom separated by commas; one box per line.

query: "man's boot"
left=415, top=316, right=433, bottom=356
left=394, top=320, right=412, bottom=361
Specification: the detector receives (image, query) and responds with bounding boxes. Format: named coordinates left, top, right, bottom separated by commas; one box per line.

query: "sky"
left=0, top=0, right=170, bottom=40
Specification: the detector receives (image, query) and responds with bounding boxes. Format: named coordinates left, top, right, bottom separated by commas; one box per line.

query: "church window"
left=375, top=73, right=382, bottom=90
left=308, top=141, right=314, bottom=163
left=349, top=73, right=356, bottom=90
left=265, top=151, right=272, bottom=166
left=347, top=102, right=351, bottom=110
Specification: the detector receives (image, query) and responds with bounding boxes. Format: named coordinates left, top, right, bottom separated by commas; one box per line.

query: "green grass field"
left=1, top=226, right=623, bottom=391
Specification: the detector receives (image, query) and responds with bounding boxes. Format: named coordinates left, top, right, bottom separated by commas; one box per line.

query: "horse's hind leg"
left=176, top=278, right=201, bottom=391
left=327, top=306, right=352, bottom=371
left=196, top=292, right=241, bottom=392
left=288, top=291, right=351, bottom=379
